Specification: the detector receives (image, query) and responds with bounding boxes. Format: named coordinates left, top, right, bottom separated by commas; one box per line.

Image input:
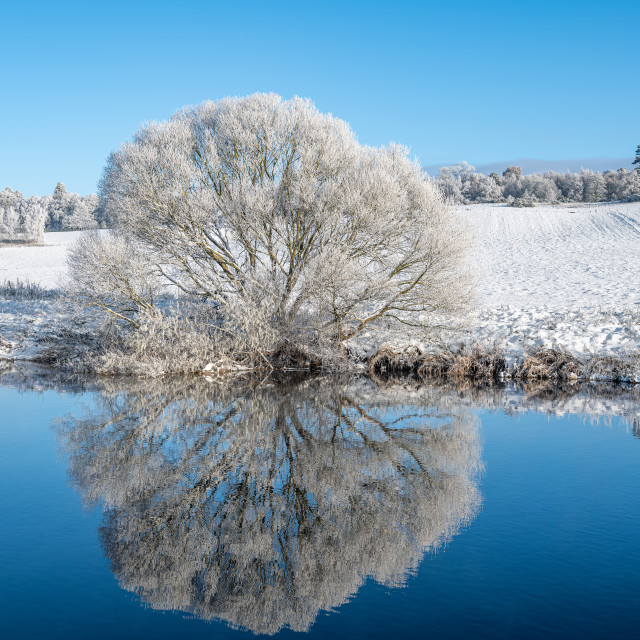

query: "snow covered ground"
left=1, top=203, right=639, bottom=369
left=0, top=231, right=80, bottom=288
left=463, top=202, right=640, bottom=360
left=469, top=202, right=640, bottom=310
left=0, top=232, right=85, bottom=361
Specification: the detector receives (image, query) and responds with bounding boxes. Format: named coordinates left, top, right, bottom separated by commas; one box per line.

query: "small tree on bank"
left=70, top=94, right=470, bottom=362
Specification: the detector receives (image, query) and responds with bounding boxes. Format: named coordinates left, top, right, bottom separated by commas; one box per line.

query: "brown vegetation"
left=369, top=344, right=506, bottom=381
left=369, top=343, right=639, bottom=385
left=517, top=346, right=583, bottom=381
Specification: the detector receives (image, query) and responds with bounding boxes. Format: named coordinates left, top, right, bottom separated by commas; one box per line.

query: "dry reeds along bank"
left=369, top=344, right=506, bottom=381
left=369, top=344, right=640, bottom=384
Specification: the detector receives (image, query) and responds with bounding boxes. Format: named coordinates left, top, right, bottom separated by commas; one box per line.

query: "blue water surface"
left=0, top=381, right=638, bottom=639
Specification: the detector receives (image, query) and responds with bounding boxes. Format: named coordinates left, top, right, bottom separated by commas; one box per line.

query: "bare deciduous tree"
left=73, top=94, right=470, bottom=353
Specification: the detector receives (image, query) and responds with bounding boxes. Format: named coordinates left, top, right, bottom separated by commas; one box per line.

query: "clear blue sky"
left=1, top=0, right=638, bottom=195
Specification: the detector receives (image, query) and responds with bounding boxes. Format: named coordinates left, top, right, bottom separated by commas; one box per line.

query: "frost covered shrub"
left=67, top=232, right=160, bottom=327
left=72, top=93, right=470, bottom=369
left=0, top=279, right=57, bottom=300
left=369, top=343, right=506, bottom=381
left=508, top=197, right=536, bottom=207
left=436, top=162, right=501, bottom=204
left=86, top=310, right=231, bottom=377
left=0, top=195, right=46, bottom=243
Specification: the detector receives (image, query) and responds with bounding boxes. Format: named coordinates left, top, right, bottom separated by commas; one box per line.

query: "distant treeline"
left=436, top=163, right=640, bottom=206
left=0, top=182, right=107, bottom=243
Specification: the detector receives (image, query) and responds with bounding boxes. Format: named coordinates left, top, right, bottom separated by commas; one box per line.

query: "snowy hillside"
left=464, top=202, right=640, bottom=359
left=468, top=202, right=640, bottom=309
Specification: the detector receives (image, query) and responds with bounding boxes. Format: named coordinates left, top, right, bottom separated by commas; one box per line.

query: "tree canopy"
left=71, top=94, right=470, bottom=360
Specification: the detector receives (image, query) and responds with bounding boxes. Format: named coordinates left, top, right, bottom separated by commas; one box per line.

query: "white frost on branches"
left=0, top=185, right=102, bottom=243
left=0, top=190, right=47, bottom=243
left=437, top=163, right=640, bottom=205
left=73, top=93, right=470, bottom=350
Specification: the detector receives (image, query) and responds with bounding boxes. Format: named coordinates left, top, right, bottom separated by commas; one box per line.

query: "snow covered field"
left=0, top=231, right=89, bottom=361
left=464, top=202, right=640, bottom=360
left=1, top=202, right=639, bottom=368
left=0, top=231, right=80, bottom=288
left=469, top=203, right=640, bottom=310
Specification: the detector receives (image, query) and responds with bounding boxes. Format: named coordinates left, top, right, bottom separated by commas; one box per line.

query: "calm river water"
left=1, top=370, right=639, bottom=639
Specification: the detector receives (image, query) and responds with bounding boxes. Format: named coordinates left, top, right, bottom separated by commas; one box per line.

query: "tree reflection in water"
left=58, top=376, right=482, bottom=635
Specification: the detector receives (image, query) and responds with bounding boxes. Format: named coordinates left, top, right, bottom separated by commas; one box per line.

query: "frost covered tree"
left=437, top=161, right=474, bottom=203
left=461, top=172, right=503, bottom=203
left=602, top=168, right=640, bottom=201
left=19, top=197, right=47, bottom=242
left=0, top=196, right=46, bottom=243
left=53, top=181, right=67, bottom=199
left=502, top=166, right=522, bottom=180
left=61, top=194, right=98, bottom=230
left=433, top=163, right=639, bottom=205
left=72, top=94, right=470, bottom=351
left=436, top=162, right=502, bottom=204
left=46, top=189, right=99, bottom=230
left=0, top=189, right=22, bottom=241
left=0, top=187, right=23, bottom=207
left=499, top=171, right=560, bottom=205
left=521, top=174, right=560, bottom=202
left=444, top=161, right=475, bottom=181
left=501, top=166, right=524, bottom=200
left=47, top=191, right=68, bottom=229
left=549, top=171, right=584, bottom=202
left=581, top=169, right=606, bottom=202
left=0, top=204, right=20, bottom=241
